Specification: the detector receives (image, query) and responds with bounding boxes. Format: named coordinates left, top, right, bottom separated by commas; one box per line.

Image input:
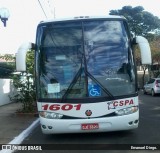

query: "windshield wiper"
left=61, top=67, right=115, bottom=102
left=61, top=63, right=83, bottom=103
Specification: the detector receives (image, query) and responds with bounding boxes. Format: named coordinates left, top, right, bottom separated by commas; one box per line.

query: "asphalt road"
left=15, top=91, right=160, bottom=153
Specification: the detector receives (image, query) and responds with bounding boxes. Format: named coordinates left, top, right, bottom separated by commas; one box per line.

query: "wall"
left=0, top=79, right=15, bottom=106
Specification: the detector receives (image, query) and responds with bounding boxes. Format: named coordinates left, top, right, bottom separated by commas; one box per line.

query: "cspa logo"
left=107, top=99, right=134, bottom=110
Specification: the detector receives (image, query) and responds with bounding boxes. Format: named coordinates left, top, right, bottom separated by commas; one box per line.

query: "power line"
left=38, top=0, right=48, bottom=19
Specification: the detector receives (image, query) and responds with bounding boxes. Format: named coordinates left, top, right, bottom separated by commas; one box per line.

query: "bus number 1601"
left=42, top=104, right=81, bottom=111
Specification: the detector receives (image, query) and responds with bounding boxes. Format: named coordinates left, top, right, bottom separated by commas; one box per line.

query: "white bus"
left=16, top=16, right=151, bottom=134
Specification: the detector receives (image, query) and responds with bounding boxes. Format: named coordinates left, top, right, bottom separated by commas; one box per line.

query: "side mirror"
left=135, top=36, right=152, bottom=65
left=16, top=42, right=35, bottom=72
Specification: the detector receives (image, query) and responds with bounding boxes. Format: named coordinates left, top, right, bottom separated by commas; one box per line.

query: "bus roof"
left=39, top=15, right=126, bottom=25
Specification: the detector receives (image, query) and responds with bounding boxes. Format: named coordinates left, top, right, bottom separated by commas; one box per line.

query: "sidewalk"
left=0, top=102, right=38, bottom=144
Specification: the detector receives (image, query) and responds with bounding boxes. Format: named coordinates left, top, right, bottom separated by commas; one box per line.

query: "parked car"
left=143, top=78, right=160, bottom=96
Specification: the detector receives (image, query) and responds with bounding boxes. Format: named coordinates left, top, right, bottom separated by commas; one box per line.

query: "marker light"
left=39, top=111, right=63, bottom=119
left=115, top=106, right=138, bottom=116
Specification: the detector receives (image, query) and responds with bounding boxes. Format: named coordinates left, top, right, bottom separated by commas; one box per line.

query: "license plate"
left=81, top=123, right=99, bottom=130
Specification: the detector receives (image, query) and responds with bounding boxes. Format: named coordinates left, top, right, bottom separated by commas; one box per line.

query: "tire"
left=151, top=89, right=155, bottom=96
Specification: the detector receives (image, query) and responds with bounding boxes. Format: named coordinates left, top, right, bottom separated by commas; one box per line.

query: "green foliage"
left=109, top=5, right=160, bottom=84
left=10, top=50, right=36, bottom=113
left=26, top=50, right=34, bottom=75
left=0, top=54, right=15, bottom=78
left=0, top=62, right=15, bottom=78
left=0, top=54, right=15, bottom=61
left=11, top=72, right=36, bottom=113
left=109, top=6, right=160, bottom=38
left=151, top=51, right=160, bottom=77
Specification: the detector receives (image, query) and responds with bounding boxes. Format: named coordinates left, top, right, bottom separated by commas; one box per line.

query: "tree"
left=110, top=6, right=160, bottom=87
left=150, top=36, right=160, bottom=77
left=109, top=6, right=160, bottom=39
left=0, top=54, right=15, bottom=78
left=10, top=50, right=36, bottom=113
left=0, top=54, right=15, bottom=61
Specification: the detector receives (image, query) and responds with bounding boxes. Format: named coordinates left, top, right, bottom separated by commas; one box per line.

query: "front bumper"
left=39, top=112, right=139, bottom=134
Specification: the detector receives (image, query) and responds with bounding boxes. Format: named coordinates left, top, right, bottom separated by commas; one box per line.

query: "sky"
left=0, top=0, right=160, bottom=54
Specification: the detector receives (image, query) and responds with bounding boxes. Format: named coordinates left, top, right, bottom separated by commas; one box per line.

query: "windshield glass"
left=37, top=19, right=136, bottom=100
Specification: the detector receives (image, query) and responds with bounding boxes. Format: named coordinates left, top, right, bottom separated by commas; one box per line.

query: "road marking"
left=0, top=119, right=39, bottom=153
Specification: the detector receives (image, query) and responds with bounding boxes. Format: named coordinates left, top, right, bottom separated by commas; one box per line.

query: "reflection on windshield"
left=37, top=20, right=136, bottom=99
left=84, top=21, right=135, bottom=96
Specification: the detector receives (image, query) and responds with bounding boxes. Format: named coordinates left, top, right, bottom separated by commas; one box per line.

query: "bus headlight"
left=115, top=106, right=138, bottom=116
left=39, top=111, right=63, bottom=119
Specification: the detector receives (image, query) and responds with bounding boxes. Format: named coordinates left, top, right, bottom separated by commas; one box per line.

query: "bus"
left=16, top=16, right=151, bottom=134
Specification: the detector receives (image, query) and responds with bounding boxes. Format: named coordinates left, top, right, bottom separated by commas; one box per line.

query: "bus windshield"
left=36, top=19, right=136, bottom=100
